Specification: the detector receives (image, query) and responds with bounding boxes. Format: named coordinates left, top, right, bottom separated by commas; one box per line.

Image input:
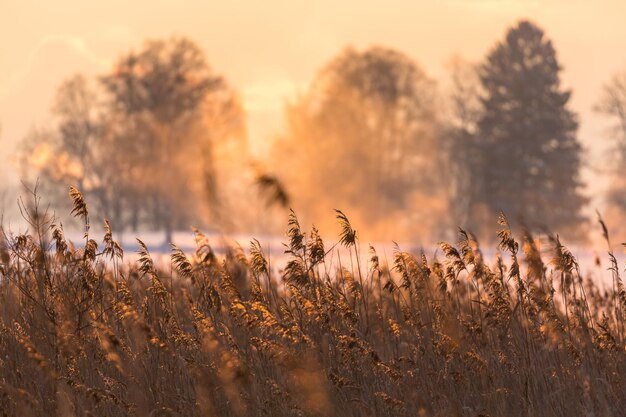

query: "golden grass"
left=0, top=188, right=625, bottom=417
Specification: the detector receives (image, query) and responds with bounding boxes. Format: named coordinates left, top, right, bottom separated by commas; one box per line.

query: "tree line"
left=20, top=38, right=251, bottom=242
left=18, top=20, right=626, bottom=243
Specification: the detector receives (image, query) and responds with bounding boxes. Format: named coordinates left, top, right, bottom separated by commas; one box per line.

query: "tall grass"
left=0, top=188, right=624, bottom=417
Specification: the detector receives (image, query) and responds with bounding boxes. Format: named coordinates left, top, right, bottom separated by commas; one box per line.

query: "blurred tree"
left=596, top=71, right=626, bottom=218
left=19, top=75, right=104, bottom=214
left=198, top=84, right=249, bottom=230
left=272, top=46, right=444, bottom=238
left=442, top=57, right=484, bottom=232
left=20, top=37, right=249, bottom=241
left=470, top=20, right=587, bottom=239
left=104, top=38, right=252, bottom=240
left=101, top=37, right=227, bottom=243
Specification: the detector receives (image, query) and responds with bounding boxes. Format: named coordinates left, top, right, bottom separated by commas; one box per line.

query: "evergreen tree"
left=473, top=20, right=587, bottom=237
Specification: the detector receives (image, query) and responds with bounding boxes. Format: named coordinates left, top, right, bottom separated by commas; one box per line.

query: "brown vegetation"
left=0, top=188, right=625, bottom=416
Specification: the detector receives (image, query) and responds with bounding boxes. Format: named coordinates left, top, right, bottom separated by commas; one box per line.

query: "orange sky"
left=1, top=0, right=625, bottom=211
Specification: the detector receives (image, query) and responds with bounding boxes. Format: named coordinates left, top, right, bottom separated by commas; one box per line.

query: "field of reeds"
left=1, top=188, right=625, bottom=417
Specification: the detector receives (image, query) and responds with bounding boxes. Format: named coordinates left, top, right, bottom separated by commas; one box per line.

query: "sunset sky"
left=1, top=0, right=625, bottom=209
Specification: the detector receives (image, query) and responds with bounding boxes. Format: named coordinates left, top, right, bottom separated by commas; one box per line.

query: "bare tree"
left=19, top=76, right=103, bottom=214
left=442, top=57, right=483, bottom=231
left=271, top=46, right=444, bottom=238
left=101, top=37, right=224, bottom=243
left=596, top=70, right=626, bottom=217
left=20, top=37, right=248, bottom=241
